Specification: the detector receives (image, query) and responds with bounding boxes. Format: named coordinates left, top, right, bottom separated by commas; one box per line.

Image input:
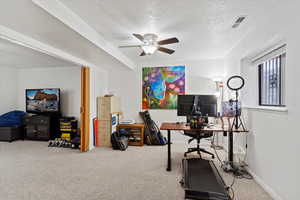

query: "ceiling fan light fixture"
left=142, top=45, right=157, bottom=55
left=120, top=33, right=179, bottom=56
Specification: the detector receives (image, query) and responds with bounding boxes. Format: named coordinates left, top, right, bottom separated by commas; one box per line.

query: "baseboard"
left=246, top=167, right=283, bottom=200
left=220, top=144, right=283, bottom=200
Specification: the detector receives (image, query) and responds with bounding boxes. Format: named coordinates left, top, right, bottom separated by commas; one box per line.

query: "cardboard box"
left=97, top=96, right=121, bottom=120
left=97, top=113, right=119, bottom=147
left=98, top=120, right=111, bottom=147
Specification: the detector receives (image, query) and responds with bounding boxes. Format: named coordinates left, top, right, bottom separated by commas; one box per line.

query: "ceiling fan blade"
left=157, top=37, right=179, bottom=45
left=133, top=33, right=144, bottom=41
left=158, top=47, right=175, bottom=54
left=140, top=51, right=146, bottom=56
left=119, top=45, right=141, bottom=48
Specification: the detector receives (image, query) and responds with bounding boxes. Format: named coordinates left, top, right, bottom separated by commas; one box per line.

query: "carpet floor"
left=0, top=141, right=272, bottom=200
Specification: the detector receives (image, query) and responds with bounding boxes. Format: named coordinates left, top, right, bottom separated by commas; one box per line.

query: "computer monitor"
left=177, top=95, right=217, bottom=117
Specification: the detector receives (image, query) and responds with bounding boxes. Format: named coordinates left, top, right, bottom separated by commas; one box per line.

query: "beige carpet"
left=0, top=141, right=272, bottom=200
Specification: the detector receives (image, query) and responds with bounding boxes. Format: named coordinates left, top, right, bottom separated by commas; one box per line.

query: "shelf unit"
left=117, top=124, right=144, bottom=146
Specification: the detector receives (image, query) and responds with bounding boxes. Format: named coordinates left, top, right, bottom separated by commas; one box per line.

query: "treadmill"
left=181, top=158, right=231, bottom=200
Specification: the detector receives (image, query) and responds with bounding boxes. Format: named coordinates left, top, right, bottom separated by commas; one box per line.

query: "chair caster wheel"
left=184, top=153, right=187, bottom=157
left=212, top=155, right=215, bottom=159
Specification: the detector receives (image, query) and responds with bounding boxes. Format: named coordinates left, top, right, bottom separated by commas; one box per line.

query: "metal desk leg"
left=228, top=131, right=234, bottom=168
left=167, top=130, right=171, bottom=171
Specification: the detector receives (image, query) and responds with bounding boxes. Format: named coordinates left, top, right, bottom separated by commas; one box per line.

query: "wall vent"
left=232, top=16, right=246, bottom=28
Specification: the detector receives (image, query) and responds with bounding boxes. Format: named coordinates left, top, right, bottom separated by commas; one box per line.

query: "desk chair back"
left=184, top=130, right=214, bottom=158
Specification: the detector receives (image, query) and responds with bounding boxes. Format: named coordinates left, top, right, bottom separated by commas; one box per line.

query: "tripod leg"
left=231, top=117, right=236, bottom=130
left=239, top=116, right=246, bottom=131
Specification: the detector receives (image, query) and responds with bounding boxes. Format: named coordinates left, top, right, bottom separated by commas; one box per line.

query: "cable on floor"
left=212, top=133, right=236, bottom=199
left=211, top=126, right=253, bottom=180
left=229, top=186, right=235, bottom=200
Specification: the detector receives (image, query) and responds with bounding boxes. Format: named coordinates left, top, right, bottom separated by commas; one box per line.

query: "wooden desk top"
left=160, top=122, right=248, bottom=133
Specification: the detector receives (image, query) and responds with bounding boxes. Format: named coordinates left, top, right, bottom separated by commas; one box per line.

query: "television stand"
left=25, top=114, right=60, bottom=140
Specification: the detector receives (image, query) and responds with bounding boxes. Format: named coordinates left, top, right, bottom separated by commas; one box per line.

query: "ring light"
left=225, top=75, right=246, bottom=131
left=227, top=75, right=245, bottom=91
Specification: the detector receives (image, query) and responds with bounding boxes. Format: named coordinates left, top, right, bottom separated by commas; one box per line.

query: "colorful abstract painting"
left=142, top=66, right=185, bottom=109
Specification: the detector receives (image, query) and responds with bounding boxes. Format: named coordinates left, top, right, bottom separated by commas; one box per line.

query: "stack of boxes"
left=96, top=96, right=122, bottom=147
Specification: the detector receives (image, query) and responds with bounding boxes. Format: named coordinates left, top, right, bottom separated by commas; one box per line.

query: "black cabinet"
left=25, top=115, right=60, bottom=140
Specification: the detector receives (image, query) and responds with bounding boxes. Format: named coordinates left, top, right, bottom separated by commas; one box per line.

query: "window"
left=258, top=53, right=285, bottom=106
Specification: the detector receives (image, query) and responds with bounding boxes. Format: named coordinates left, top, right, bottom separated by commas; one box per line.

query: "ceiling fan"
left=119, top=33, right=179, bottom=56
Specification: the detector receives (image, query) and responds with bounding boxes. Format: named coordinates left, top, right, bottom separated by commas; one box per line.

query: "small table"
left=160, top=122, right=248, bottom=171
left=117, top=124, right=145, bottom=146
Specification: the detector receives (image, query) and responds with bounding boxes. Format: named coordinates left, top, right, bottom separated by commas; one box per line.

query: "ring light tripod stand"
left=226, top=75, right=246, bottom=131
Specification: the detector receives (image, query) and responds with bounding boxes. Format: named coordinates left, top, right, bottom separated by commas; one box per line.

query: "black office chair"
left=184, top=131, right=215, bottom=159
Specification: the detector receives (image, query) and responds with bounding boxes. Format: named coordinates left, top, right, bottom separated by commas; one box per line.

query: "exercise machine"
left=181, top=158, right=231, bottom=200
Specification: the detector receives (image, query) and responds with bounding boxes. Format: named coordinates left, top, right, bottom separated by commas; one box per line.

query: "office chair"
left=184, top=130, right=215, bottom=159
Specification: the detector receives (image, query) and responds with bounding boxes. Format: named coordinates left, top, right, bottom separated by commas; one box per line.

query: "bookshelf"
left=117, top=124, right=144, bottom=146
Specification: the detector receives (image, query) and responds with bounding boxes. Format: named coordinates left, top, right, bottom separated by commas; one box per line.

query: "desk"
left=160, top=122, right=248, bottom=171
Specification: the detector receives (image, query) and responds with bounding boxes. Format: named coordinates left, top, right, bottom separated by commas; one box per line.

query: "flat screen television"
left=26, top=88, right=60, bottom=114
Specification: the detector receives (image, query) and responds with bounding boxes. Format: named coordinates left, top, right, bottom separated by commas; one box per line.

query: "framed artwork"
left=142, top=66, right=185, bottom=109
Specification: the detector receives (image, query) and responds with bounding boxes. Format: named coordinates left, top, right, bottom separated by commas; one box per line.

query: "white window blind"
left=252, top=44, right=286, bottom=65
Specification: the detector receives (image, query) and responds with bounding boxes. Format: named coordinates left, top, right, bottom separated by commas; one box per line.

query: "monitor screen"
left=177, top=95, right=217, bottom=117
left=26, top=88, right=60, bottom=114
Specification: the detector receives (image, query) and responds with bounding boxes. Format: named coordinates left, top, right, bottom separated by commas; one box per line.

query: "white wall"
left=107, top=66, right=140, bottom=120
left=141, top=59, right=225, bottom=123
left=108, top=59, right=225, bottom=142
left=17, top=67, right=81, bottom=119
left=109, top=59, right=225, bottom=121
left=224, top=2, right=300, bottom=200
left=0, top=67, right=18, bottom=114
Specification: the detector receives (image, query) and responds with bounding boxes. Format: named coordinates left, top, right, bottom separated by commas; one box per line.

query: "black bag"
left=111, top=132, right=129, bottom=151
left=71, top=136, right=80, bottom=149
left=111, top=132, right=119, bottom=150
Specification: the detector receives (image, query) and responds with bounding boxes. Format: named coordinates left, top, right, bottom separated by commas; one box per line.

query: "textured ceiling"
left=0, top=0, right=130, bottom=70
left=61, top=0, right=284, bottom=62
left=0, top=38, right=78, bottom=68
left=0, top=0, right=289, bottom=69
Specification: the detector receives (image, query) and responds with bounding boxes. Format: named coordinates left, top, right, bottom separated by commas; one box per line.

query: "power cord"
left=212, top=133, right=236, bottom=199
left=212, top=133, right=224, bottom=166
left=229, top=186, right=235, bottom=200
left=226, top=168, right=236, bottom=199
left=211, top=132, right=253, bottom=199
left=232, top=113, right=253, bottom=180
left=211, top=111, right=253, bottom=180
